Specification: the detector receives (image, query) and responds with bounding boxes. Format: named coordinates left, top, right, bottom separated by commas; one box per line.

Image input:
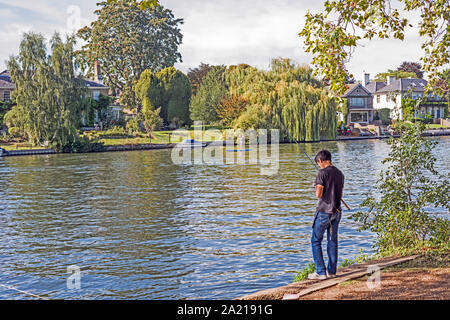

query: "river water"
left=0, top=137, right=448, bottom=299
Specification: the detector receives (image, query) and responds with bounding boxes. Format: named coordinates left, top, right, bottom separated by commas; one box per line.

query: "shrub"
left=126, top=118, right=140, bottom=134
left=351, top=122, right=449, bottom=254
left=413, top=117, right=433, bottom=124
left=293, top=262, right=316, bottom=282
left=55, top=136, right=105, bottom=153
left=339, top=249, right=372, bottom=268
left=95, top=126, right=131, bottom=138
left=7, top=127, right=22, bottom=138
left=374, top=108, right=391, bottom=125
left=215, top=95, right=248, bottom=127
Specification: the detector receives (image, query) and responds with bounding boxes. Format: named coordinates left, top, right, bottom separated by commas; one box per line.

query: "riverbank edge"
left=1, top=130, right=449, bottom=158
left=236, top=255, right=420, bottom=300
left=237, top=250, right=450, bottom=300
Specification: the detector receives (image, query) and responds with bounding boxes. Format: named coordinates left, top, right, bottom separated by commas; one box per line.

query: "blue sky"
left=0, top=0, right=426, bottom=81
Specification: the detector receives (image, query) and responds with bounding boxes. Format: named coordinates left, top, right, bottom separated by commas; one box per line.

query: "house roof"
left=0, top=70, right=109, bottom=90
left=343, top=83, right=372, bottom=97
left=365, top=81, right=386, bottom=94
left=83, top=79, right=109, bottom=89
left=376, top=78, right=428, bottom=93
left=0, top=74, right=14, bottom=89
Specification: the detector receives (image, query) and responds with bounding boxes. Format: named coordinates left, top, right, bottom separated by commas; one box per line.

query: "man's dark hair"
left=315, top=149, right=332, bottom=163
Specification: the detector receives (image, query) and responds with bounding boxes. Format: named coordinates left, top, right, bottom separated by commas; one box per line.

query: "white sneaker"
left=327, top=272, right=337, bottom=278
left=307, top=272, right=327, bottom=280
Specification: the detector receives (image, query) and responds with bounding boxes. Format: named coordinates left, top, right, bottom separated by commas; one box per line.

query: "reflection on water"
left=0, top=137, right=448, bottom=299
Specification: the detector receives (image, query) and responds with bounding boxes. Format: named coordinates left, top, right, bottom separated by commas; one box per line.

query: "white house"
left=364, top=74, right=446, bottom=120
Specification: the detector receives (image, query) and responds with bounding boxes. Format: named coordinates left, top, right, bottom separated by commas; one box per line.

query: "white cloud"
left=0, top=0, right=430, bottom=79
left=165, top=0, right=319, bottom=71
left=0, top=23, right=33, bottom=67
left=0, top=0, right=97, bottom=69
left=0, top=0, right=58, bottom=19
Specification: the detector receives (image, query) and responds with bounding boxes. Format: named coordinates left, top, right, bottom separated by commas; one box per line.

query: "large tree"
left=227, top=59, right=336, bottom=142
left=187, top=63, right=213, bottom=96
left=189, top=66, right=229, bottom=124
left=215, top=95, right=248, bottom=127
left=5, top=33, right=88, bottom=148
left=397, top=61, right=424, bottom=79
left=134, top=67, right=191, bottom=127
left=77, top=0, right=183, bottom=108
left=374, top=69, right=417, bottom=82
left=436, top=69, right=449, bottom=97
left=109, top=0, right=159, bottom=9
left=300, top=0, right=449, bottom=95
left=435, top=68, right=450, bottom=117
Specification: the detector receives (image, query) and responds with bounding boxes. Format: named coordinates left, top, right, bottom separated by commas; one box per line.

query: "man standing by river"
left=308, top=150, right=345, bottom=280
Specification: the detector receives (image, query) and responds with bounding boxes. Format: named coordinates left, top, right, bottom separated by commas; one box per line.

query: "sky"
left=0, top=0, right=427, bottom=82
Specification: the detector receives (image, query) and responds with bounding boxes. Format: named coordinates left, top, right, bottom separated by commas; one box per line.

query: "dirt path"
left=301, top=252, right=449, bottom=300
left=301, top=267, right=450, bottom=300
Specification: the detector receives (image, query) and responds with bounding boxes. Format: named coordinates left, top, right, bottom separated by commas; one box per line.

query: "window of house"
left=3, top=90, right=11, bottom=102
left=350, top=97, right=365, bottom=107
left=92, top=90, right=100, bottom=101
left=350, top=112, right=368, bottom=123
left=376, top=95, right=380, bottom=104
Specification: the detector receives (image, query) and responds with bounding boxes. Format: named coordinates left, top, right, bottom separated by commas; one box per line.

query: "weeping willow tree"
left=5, top=32, right=88, bottom=148
left=226, top=58, right=336, bottom=142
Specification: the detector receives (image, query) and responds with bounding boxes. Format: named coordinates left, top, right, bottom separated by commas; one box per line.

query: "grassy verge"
left=293, top=245, right=449, bottom=283
left=336, top=249, right=450, bottom=287
left=1, top=128, right=228, bottom=151
left=388, top=249, right=450, bottom=269
left=97, top=130, right=227, bottom=146
left=97, top=132, right=188, bottom=146
left=293, top=250, right=377, bottom=282
left=0, top=143, right=47, bottom=151
left=426, top=124, right=449, bottom=129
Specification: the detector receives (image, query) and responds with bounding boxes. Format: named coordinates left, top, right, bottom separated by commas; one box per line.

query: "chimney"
left=94, top=60, right=102, bottom=83
left=363, top=73, right=370, bottom=86
left=387, top=76, right=396, bottom=86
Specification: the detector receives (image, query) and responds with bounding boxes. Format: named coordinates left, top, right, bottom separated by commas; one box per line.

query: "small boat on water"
left=226, top=149, right=251, bottom=152
left=177, top=139, right=208, bottom=148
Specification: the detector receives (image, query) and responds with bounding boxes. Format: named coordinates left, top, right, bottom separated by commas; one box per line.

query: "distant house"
left=0, top=70, right=14, bottom=103
left=0, top=67, right=124, bottom=125
left=0, top=69, right=110, bottom=102
left=84, top=79, right=110, bottom=101
left=364, top=74, right=447, bottom=120
left=82, top=78, right=123, bottom=125
left=341, top=82, right=373, bottom=124
left=85, top=60, right=111, bottom=101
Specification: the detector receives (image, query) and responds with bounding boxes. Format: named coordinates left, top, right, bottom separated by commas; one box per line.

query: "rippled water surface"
left=0, top=137, right=448, bottom=299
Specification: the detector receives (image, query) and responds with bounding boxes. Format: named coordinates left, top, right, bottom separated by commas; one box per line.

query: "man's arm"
left=315, top=184, right=324, bottom=198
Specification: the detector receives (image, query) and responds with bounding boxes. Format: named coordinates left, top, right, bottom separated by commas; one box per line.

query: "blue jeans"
left=311, top=211, right=342, bottom=275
